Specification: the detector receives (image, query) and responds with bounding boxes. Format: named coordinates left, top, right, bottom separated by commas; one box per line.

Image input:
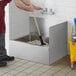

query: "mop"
left=21, top=0, right=46, bottom=45
left=32, top=12, right=46, bottom=45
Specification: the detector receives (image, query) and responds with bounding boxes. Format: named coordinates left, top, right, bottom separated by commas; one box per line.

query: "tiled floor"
left=0, top=56, right=76, bottom=76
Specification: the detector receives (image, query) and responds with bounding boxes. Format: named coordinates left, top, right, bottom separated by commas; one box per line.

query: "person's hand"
left=28, top=4, right=34, bottom=12
left=14, top=0, right=42, bottom=12
left=28, top=4, right=42, bottom=12
left=33, top=5, right=42, bottom=10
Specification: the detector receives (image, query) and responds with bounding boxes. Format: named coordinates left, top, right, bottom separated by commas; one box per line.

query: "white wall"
left=31, top=0, right=76, bottom=38
left=44, top=0, right=76, bottom=21
left=56, top=0, right=76, bottom=38
left=45, top=0, right=76, bottom=38
left=9, top=1, right=29, bottom=40
left=31, top=0, right=45, bottom=7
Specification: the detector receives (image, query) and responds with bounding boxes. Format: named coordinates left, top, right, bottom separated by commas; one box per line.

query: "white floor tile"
left=0, top=56, right=76, bottom=76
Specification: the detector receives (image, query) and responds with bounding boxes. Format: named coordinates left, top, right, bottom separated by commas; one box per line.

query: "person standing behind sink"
left=0, top=0, right=14, bottom=67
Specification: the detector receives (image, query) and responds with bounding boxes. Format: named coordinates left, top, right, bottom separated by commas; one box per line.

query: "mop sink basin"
left=9, top=40, right=49, bottom=64
left=9, top=21, right=68, bottom=64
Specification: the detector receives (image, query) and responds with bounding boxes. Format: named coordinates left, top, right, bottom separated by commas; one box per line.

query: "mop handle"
left=32, top=12, right=48, bottom=45
left=32, top=12, right=41, bottom=36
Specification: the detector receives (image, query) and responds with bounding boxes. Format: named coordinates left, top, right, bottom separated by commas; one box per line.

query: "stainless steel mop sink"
left=9, top=21, right=68, bottom=64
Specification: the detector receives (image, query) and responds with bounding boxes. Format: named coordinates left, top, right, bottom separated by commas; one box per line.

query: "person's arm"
left=21, top=0, right=42, bottom=10
left=1, top=0, right=12, bottom=7
left=14, top=0, right=34, bottom=12
left=14, top=0, right=42, bottom=12
left=20, top=0, right=31, bottom=6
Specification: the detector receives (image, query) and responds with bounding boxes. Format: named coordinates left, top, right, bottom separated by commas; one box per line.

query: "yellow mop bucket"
left=68, top=40, right=76, bottom=63
left=68, top=18, right=76, bottom=68
left=68, top=39, right=76, bottom=68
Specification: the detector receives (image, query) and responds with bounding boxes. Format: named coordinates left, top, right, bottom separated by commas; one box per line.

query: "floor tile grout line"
left=0, top=70, right=11, bottom=76
left=65, top=70, right=72, bottom=76
left=7, top=60, right=29, bottom=70
left=52, top=65, right=72, bottom=76
left=26, top=64, right=45, bottom=76
left=26, top=63, right=60, bottom=76
left=39, top=67, right=60, bottom=76
left=7, top=59, right=23, bottom=65
left=13, top=63, right=38, bottom=76
left=7, top=59, right=27, bottom=65
left=1, top=60, right=29, bottom=76
left=44, top=63, right=69, bottom=76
